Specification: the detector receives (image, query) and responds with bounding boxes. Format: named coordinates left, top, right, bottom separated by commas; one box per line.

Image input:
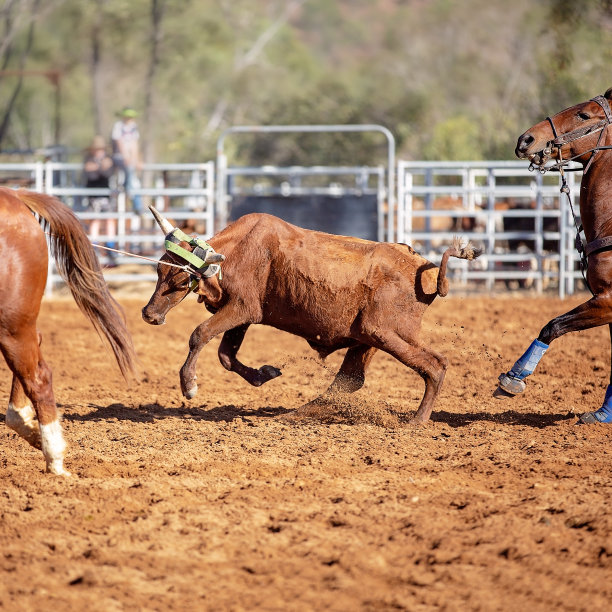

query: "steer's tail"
left=16, top=189, right=137, bottom=380
left=437, top=237, right=482, bottom=297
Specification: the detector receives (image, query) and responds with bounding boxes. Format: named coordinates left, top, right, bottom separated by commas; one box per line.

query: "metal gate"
left=216, top=125, right=396, bottom=242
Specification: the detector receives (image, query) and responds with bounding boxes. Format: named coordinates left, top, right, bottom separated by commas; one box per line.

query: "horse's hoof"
left=493, top=386, right=515, bottom=400
left=46, top=462, right=72, bottom=477
left=577, top=411, right=609, bottom=425
left=577, top=412, right=597, bottom=424
left=497, top=373, right=526, bottom=395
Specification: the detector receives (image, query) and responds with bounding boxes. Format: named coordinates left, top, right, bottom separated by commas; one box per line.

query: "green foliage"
left=2, top=0, right=612, bottom=164
left=423, top=116, right=483, bottom=161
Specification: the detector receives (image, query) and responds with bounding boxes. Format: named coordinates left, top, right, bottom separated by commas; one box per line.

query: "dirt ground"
left=1, top=289, right=612, bottom=611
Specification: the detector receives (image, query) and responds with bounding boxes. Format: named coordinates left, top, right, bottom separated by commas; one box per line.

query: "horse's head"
left=516, top=87, right=612, bottom=171
left=142, top=206, right=224, bottom=325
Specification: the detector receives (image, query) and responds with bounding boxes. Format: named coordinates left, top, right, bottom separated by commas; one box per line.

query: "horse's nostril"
left=520, top=134, right=535, bottom=150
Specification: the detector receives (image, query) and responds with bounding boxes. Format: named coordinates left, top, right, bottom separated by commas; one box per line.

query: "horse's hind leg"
left=217, top=324, right=282, bottom=386
left=6, top=375, right=41, bottom=449
left=1, top=326, right=69, bottom=475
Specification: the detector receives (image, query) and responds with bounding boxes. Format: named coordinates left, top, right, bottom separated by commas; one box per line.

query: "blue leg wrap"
left=508, top=339, right=549, bottom=381
left=591, top=385, right=612, bottom=423
left=497, top=339, right=549, bottom=395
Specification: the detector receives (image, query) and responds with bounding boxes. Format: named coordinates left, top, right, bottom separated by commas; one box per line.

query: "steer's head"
left=142, top=206, right=225, bottom=325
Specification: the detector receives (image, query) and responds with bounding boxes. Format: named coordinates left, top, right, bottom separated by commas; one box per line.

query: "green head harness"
left=149, top=205, right=224, bottom=292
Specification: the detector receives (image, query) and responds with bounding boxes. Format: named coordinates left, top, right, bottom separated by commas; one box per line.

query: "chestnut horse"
left=0, top=187, right=136, bottom=474
left=496, top=87, right=612, bottom=423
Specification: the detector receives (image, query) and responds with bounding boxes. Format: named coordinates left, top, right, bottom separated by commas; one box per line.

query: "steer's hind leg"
left=375, top=332, right=447, bottom=423
left=301, top=344, right=377, bottom=408
left=218, top=324, right=282, bottom=386
left=291, top=344, right=378, bottom=419
left=323, top=344, right=378, bottom=396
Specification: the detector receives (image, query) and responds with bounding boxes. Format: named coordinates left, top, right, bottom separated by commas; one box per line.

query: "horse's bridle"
left=538, top=94, right=612, bottom=174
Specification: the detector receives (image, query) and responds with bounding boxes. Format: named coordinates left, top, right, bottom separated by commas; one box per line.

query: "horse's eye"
left=578, top=111, right=590, bottom=120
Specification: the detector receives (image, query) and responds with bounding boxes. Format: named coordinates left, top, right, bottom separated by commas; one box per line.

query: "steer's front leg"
left=180, top=308, right=249, bottom=399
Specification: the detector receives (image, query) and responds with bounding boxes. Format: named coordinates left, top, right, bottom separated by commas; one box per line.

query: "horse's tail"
left=16, top=189, right=137, bottom=380
left=437, top=237, right=482, bottom=297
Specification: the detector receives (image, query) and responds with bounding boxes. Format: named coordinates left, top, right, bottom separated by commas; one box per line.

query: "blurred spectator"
left=111, top=106, right=143, bottom=216
left=83, top=135, right=117, bottom=266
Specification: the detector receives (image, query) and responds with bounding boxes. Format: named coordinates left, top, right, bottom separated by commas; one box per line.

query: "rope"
left=44, top=231, right=189, bottom=272
left=91, top=242, right=171, bottom=266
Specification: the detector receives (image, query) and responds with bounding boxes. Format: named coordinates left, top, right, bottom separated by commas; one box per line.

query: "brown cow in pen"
left=142, top=208, right=481, bottom=422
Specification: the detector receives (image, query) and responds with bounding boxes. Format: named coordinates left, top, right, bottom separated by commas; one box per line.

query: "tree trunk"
left=0, top=0, right=40, bottom=149
left=143, top=0, right=165, bottom=164
left=90, top=0, right=106, bottom=137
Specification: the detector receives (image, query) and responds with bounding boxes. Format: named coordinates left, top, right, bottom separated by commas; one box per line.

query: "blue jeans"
left=124, top=166, right=143, bottom=214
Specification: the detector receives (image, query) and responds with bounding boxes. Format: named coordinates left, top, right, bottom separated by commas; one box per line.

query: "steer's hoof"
left=497, top=373, right=526, bottom=396
left=184, top=384, right=198, bottom=399
left=259, top=365, right=282, bottom=381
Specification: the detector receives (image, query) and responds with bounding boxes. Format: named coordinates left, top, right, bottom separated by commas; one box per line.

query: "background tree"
left=1, top=0, right=612, bottom=164
left=0, top=0, right=42, bottom=149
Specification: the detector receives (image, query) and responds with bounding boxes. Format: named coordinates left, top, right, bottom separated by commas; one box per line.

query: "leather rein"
left=531, top=95, right=612, bottom=291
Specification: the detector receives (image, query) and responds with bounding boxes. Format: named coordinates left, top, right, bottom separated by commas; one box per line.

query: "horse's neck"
left=580, top=158, right=612, bottom=240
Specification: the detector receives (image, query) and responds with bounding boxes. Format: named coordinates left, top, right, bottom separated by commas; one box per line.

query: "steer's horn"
left=149, top=205, right=175, bottom=235
left=204, top=251, right=225, bottom=264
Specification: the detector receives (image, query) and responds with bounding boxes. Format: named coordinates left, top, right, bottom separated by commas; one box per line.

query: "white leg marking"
left=6, top=402, right=42, bottom=449
left=40, top=419, right=71, bottom=476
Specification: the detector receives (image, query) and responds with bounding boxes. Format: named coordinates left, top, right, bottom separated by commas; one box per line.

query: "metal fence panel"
left=0, top=161, right=215, bottom=293
left=397, top=160, right=584, bottom=296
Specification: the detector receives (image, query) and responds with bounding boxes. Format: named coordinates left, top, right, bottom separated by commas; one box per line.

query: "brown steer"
left=142, top=210, right=480, bottom=422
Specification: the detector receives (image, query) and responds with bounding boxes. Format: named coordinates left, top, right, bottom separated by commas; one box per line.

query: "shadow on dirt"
left=55, top=403, right=580, bottom=429
left=430, top=409, right=578, bottom=429
left=60, top=402, right=291, bottom=423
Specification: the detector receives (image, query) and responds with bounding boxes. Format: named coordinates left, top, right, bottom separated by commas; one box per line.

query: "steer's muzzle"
left=142, top=304, right=166, bottom=325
